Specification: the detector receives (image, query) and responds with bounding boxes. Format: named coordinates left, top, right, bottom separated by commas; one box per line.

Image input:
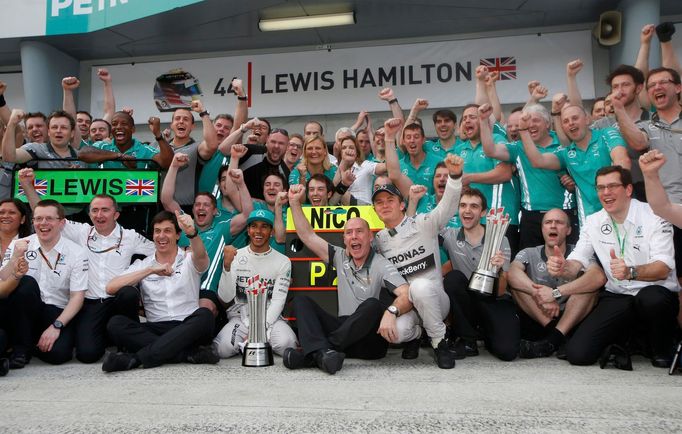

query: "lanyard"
left=38, top=247, right=61, bottom=274
left=611, top=218, right=627, bottom=257
left=87, top=226, right=123, bottom=254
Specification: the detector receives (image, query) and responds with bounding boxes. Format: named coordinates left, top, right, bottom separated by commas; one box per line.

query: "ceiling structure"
left=1, top=0, right=682, bottom=67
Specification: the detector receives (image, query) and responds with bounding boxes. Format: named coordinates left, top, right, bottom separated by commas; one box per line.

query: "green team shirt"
left=288, top=166, right=337, bottom=186
left=91, top=138, right=159, bottom=169
left=555, top=127, right=625, bottom=225
left=178, top=218, right=234, bottom=292
left=198, top=151, right=230, bottom=199
left=423, top=137, right=463, bottom=159
left=454, top=135, right=520, bottom=225
left=399, top=152, right=442, bottom=195
left=505, top=132, right=574, bottom=211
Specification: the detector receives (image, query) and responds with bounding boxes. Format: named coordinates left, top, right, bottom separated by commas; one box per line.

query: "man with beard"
left=508, top=209, right=604, bottom=359
left=521, top=104, right=629, bottom=226
left=480, top=103, right=577, bottom=249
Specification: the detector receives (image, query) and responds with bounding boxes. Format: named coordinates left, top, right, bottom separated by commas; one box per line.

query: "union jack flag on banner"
left=480, top=57, right=517, bottom=80
left=17, top=179, right=48, bottom=196
left=125, top=179, right=156, bottom=196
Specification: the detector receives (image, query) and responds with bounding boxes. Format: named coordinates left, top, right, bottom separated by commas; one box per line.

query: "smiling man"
left=1, top=200, right=89, bottom=365
left=284, top=184, right=410, bottom=374
left=548, top=166, right=680, bottom=368
left=18, top=168, right=156, bottom=364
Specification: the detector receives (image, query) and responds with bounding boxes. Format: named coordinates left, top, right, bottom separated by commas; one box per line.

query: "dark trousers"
left=106, top=307, right=214, bottom=368
left=444, top=270, right=520, bottom=361
left=35, top=303, right=78, bottom=365
left=75, top=286, right=140, bottom=363
left=0, top=276, right=41, bottom=355
left=566, top=286, right=680, bottom=366
left=0, top=329, right=6, bottom=355
left=292, top=295, right=388, bottom=360
left=505, top=224, right=520, bottom=260
left=519, top=208, right=580, bottom=251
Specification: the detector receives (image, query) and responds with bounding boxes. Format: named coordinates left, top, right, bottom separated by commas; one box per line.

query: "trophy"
left=468, top=208, right=510, bottom=297
left=242, top=275, right=274, bottom=367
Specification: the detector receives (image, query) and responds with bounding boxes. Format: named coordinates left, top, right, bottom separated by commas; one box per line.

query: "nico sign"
left=13, top=169, right=158, bottom=204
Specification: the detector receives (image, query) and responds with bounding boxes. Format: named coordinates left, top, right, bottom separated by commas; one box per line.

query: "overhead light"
left=259, top=12, right=355, bottom=32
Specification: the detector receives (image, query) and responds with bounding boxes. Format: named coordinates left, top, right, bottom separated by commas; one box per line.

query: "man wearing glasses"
left=548, top=166, right=679, bottom=368
left=615, top=67, right=682, bottom=289
left=1, top=200, right=89, bottom=365
left=17, top=168, right=156, bottom=364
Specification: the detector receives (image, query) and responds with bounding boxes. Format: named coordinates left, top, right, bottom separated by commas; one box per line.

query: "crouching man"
left=102, top=211, right=218, bottom=372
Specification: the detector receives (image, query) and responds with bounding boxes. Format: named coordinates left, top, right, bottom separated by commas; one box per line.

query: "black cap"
left=372, top=183, right=404, bottom=202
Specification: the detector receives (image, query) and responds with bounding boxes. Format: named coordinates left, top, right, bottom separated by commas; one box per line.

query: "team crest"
left=601, top=223, right=612, bottom=235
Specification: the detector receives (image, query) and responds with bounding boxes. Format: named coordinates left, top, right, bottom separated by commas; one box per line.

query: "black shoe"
left=314, top=349, right=345, bottom=375
left=460, top=338, right=479, bottom=357
left=0, top=358, right=8, bottom=377
left=651, top=355, right=673, bottom=369
left=283, top=348, right=315, bottom=370
left=598, top=344, right=632, bottom=371
left=446, top=338, right=468, bottom=360
left=519, top=339, right=556, bottom=359
left=555, top=343, right=567, bottom=360
left=186, top=345, right=219, bottom=365
left=401, top=338, right=420, bottom=359
left=434, top=339, right=456, bottom=369
left=102, top=351, right=139, bottom=373
left=9, top=351, right=29, bottom=369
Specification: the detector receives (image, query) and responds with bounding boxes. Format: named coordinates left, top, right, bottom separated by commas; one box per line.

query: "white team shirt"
left=374, top=176, right=462, bottom=289
left=349, top=160, right=379, bottom=205
left=568, top=199, right=679, bottom=295
left=125, top=249, right=207, bottom=322
left=6, top=235, right=89, bottom=308
left=62, top=221, right=155, bottom=299
left=218, top=246, right=291, bottom=328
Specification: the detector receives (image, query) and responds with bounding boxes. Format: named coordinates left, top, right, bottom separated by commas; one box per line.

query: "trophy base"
left=468, top=269, right=499, bottom=297
left=242, top=342, right=274, bottom=367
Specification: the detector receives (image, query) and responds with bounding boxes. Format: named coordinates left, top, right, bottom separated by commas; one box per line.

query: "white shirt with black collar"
left=6, top=235, right=89, bottom=308
left=62, top=221, right=155, bottom=299
left=125, top=249, right=207, bottom=322
left=568, top=199, right=679, bottom=295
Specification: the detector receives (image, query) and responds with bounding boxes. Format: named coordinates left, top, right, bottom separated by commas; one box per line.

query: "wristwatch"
left=629, top=266, right=638, bottom=280
left=52, top=320, right=64, bottom=330
left=387, top=305, right=400, bottom=317
left=551, top=287, right=562, bottom=300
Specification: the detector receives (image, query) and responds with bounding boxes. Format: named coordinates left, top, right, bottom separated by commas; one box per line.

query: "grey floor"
left=1, top=348, right=681, bottom=433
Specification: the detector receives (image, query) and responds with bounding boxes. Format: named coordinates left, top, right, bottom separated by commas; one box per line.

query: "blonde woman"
left=289, top=134, right=337, bottom=186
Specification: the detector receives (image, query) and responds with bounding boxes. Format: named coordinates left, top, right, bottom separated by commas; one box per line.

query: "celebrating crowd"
left=0, top=22, right=681, bottom=376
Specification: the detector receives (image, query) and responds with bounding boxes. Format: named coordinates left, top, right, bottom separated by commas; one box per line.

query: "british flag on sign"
left=480, top=57, right=517, bottom=80
left=125, top=179, right=155, bottom=196
left=17, top=179, right=48, bottom=197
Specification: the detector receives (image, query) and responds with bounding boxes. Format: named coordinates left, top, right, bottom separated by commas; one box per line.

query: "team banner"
left=285, top=205, right=384, bottom=232
left=92, top=30, right=595, bottom=121
left=13, top=169, right=158, bottom=204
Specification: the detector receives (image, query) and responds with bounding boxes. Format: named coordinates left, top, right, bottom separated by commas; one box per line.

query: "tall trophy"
left=468, top=208, right=510, bottom=297
left=242, top=275, right=274, bottom=367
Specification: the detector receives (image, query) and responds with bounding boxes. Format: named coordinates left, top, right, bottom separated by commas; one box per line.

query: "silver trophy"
left=242, top=275, right=274, bottom=367
left=468, top=208, right=510, bottom=297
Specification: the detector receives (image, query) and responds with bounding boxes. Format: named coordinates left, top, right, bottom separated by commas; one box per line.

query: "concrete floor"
left=1, top=348, right=681, bottom=433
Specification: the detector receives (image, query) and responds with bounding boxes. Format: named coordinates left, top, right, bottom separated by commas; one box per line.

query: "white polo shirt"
left=125, top=249, right=207, bottom=322
left=6, top=235, right=89, bottom=309
left=63, top=221, right=155, bottom=299
left=568, top=199, right=679, bottom=295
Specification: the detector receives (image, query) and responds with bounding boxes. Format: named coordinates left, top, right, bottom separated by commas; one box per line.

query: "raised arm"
left=288, top=184, right=329, bottom=262
left=17, top=168, right=40, bottom=211
left=640, top=150, right=682, bottom=227
left=177, top=211, right=209, bottom=272
left=658, top=22, right=682, bottom=74
left=474, top=65, right=491, bottom=106
left=518, top=111, right=562, bottom=170
left=378, top=88, right=405, bottom=123
left=148, top=116, right=174, bottom=169
left=565, top=59, right=584, bottom=109
left=382, top=118, right=413, bottom=198
left=96, top=68, right=116, bottom=122
left=230, top=79, right=248, bottom=133
left=479, top=103, right=510, bottom=161
left=612, top=92, right=649, bottom=151
left=61, top=77, right=83, bottom=148
left=551, top=93, right=570, bottom=146
left=423, top=154, right=463, bottom=231
left=406, top=184, right=427, bottom=217
left=405, top=99, right=428, bottom=126
left=193, top=100, right=219, bottom=160
left=350, top=110, right=368, bottom=133
left=226, top=168, right=253, bottom=237
left=485, top=71, right=503, bottom=123
left=160, top=153, right=186, bottom=213
left=2, top=109, right=32, bottom=164
left=218, top=117, right=258, bottom=155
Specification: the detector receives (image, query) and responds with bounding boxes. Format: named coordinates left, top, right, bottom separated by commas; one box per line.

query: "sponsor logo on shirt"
left=387, top=246, right=426, bottom=265
left=395, top=254, right=436, bottom=277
